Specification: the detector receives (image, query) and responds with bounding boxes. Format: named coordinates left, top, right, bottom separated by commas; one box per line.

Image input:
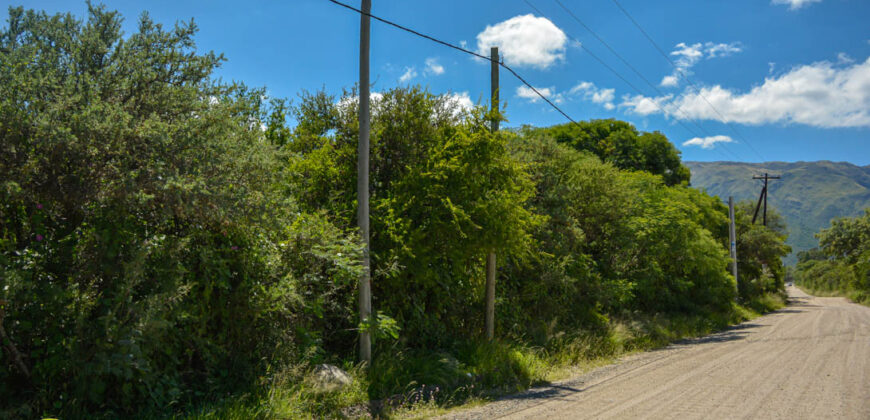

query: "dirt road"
left=444, top=287, right=870, bottom=419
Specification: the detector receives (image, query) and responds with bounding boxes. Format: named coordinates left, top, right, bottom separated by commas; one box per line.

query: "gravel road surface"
left=443, top=287, right=870, bottom=419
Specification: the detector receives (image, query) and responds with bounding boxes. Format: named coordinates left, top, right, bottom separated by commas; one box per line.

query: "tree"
left=286, top=86, right=539, bottom=346
left=733, top=202, right=791, bottom=301
left=0, top=6, right=362, bottom=416
left=523, top=119, right=690, bottom=186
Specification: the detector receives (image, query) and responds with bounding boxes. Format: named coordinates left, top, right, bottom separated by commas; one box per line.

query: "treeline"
left=0, top=6, right=789, bottom=418
left=794, top=209, right=870, bottom=304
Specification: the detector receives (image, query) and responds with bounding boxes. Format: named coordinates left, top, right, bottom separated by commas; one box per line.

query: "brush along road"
left=444, top=287, right=870, bottom=419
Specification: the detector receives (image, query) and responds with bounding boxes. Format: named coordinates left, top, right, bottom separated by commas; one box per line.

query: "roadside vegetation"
left=0, top=6, right=789, bottom=419
left=794, top=209, right=870, bottom=305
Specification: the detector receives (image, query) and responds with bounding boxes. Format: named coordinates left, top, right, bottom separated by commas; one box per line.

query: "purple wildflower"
left=36, top=203, right=43, bottom=209
left=231, top=245, right=239, bottom=251
left=36, top=234, right=44, bottom=242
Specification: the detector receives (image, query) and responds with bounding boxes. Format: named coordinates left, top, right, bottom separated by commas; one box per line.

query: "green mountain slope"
left=686, top=161, right=870, bottom=264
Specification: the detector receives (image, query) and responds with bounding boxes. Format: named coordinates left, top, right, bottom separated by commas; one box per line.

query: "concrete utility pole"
left=485, top=46, right=499, bottom=341
left=358, top=0, right=372, bottom=364
left=751, top=173, right=780, bottom=226
left=728, top=196, right=738, bottom=296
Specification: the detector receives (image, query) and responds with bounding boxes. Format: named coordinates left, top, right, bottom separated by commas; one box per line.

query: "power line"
left=326, top=0, right=579, bottom=125
left=523, top=0, right=740, bottom=162
left=608, top=0, right=767, bottom=162
left=547, top=0, right=744, bottom=161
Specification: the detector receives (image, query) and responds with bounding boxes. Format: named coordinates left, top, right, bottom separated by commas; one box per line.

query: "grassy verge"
left=795, top=285, right=870, bottom=306
left=178, top=294, right=785, bottom=420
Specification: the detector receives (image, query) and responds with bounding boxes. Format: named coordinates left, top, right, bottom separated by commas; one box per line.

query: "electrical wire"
left=523, top=0, right=740, bottom=161
left=326, top=0, right=579, bottom=125
left=609, top=0, right=767, bottom=162
left=548, top=0, right=744, bottom=161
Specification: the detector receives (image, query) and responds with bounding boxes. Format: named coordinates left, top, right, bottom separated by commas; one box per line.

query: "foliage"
left=286, top=86, right=539, bottom=347
left=0, top=6, right=360, bottom=417
left=0, top=4, right=792, bottom=419
left=795, top=209, right=870, bottom=304
left=522, top=119, right=691, bottom=186
left=733, top=202, right=791, bottom=301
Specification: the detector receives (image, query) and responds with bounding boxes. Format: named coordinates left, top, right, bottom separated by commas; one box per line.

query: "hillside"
left=686, top=161, right=870, bottom=264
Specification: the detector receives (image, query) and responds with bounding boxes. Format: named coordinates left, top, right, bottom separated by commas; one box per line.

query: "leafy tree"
left=796, top=209, right=870, bottom=303
left=286, top=86, right=539, bottom=346
left=733, top=202, right=791, bottom=301
left=522, top=119, right=690, bottom=186
left=0, top=5, right=360, bottom=416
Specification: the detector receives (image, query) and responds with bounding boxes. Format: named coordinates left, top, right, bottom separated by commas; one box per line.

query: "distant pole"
left=358, top=0, right=372, bottom=364
left=729, top=196, right=738, bottom=297
left=763, top=177, right=768, bottom=226
left=485, top=46, right=499, bottom=341
left=751, top=173, right=780, bottom=226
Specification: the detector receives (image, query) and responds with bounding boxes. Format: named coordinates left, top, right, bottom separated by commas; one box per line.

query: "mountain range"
left=685, top=161, right=870, bottom=265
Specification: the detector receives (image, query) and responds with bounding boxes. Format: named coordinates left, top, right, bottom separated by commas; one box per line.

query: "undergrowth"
left=175, top=294, right=784, bottom=419
left=796, top=285, right=870, bottom=307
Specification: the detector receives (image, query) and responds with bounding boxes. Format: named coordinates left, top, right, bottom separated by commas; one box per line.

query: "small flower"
left=36, top=203, right=43, bottom=209
left=231, top=246, right=238, bottom=250
left=35, top=234, right=44, bottom=242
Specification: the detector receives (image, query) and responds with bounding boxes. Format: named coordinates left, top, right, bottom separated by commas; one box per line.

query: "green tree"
left=286, top=86, right=539, bottom=346
left=522, top=119, right=690, bottom=186
left=733, top=202, right=791, bottom=301
left=0, top=5, right=361, bottom=416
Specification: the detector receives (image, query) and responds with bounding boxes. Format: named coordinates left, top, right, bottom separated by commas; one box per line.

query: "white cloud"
left=683, top=135, right=734, bottom=149
left=569, top=81, right=616, bottom=110
left=837, top=52, right=854, bottom=64
left=620, top=93, right=672, bottom=116
left=443, top=91, right=474, bottom=115
left=661, top=41, right=742, bottom=87
left=622, top=56, right=870, bottom=128
left=425, top=58, right=445, bottom=76
left=772, top=0, right=822, bottom=10
left=661, top=75, right=679, bottom=87
left=399, top=67, right=417, bottom=83
left=516, top=85, right=564, bottom=104
left=476, top=14, right=567, bottom=69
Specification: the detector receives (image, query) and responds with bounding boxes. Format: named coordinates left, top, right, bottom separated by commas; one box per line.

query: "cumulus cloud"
left=569, top=81, right=616, bottom=110
left=619, top=94, right=672, bottom=116
left=772, top=0, right=822, bottom=10
left=425, top=57, right=445, bottom=75
left=476, top=14, right=567, bottom=69
left=399, top=67, right=417, bottom=83
left=516, top=85, right=564, bottom=104
left=661, top=41, right=742, bottom=87
left=621, top=56, right=870, bottom=128
left=444, top=91, right=473, bottom=112
left=683, top=135, right=734, bottom=149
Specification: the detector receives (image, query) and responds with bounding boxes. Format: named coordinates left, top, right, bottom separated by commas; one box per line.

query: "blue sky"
left=6, top=0, right=870, bottom=164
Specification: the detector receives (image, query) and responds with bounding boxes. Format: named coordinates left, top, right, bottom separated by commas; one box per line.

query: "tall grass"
left=174, top=294, right=784, bottom=419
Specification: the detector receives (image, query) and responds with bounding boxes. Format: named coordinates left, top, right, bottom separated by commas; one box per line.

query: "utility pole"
left=728, top=196, right=738, bottom=296
left=358, top=0, right=372, bottom=364
left=485, top=46, right=499, bottom=341
left=751, top=173, right=780, bottom=226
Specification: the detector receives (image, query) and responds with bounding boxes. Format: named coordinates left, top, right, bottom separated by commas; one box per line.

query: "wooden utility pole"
left=751, top=173, right=780, bottom=226
left=358, top=0, right=372, bottom=364
left=728, top=196, right=738, bottom=295
left=485, top=46, right=499, bottom=341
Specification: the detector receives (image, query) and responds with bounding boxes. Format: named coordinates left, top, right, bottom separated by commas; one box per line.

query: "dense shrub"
left=795, top=209, right=870, bottom=303
left=0, top=6, right=360, bottom=417
left=521, top=119, right=691, bottom=186
left=0, top=4, right=793, bottom=418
